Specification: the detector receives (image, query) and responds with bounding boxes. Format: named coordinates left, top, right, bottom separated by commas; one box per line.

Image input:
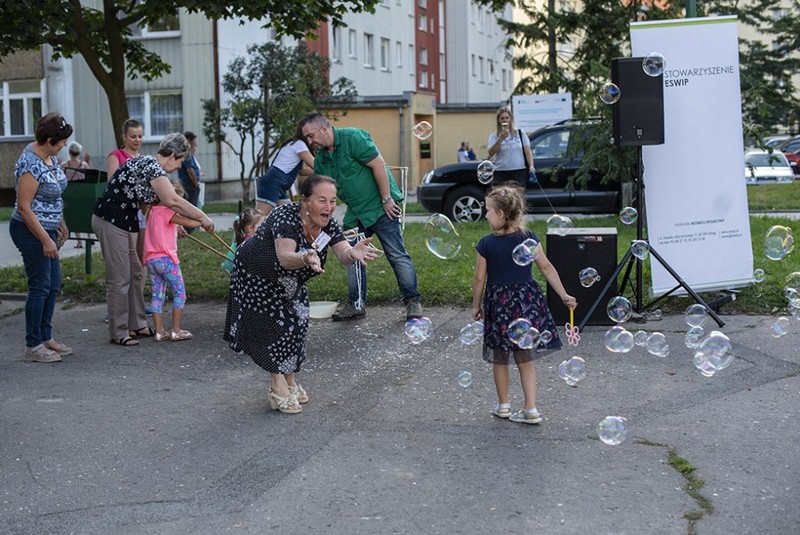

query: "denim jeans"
left=9, top=218, right=62, bottom=348
left=345, top=214, right=420, bottom=307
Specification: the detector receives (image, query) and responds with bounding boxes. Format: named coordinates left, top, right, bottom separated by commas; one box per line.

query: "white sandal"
left=268, top=389, right=302, bottom=414
left=288, top=383, right=309, bottom=404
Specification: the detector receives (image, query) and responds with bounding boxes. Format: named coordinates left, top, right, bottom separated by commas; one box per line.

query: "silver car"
left=744, top=150, right=794, bottom=184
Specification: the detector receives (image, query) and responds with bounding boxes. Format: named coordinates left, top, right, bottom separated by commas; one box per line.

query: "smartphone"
left=501, top=122, right=509, bottom=133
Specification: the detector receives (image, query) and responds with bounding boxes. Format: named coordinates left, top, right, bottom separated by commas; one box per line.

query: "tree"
left=201, top=42, right=357, bottom=203
left=0, top=0, right=377, bottom=140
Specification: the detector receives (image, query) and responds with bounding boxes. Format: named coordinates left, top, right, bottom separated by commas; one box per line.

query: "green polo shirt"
left=314, top=127, right=403, bottom=229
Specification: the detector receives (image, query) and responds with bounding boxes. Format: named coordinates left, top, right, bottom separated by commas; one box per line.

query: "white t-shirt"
left=272, top=140, right=310, bottom=174
left=487, top=129, right=530, bottom=171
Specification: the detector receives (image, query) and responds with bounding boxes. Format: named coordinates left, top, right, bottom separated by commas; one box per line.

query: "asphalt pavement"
left=2, top=209, right=800, bottom=534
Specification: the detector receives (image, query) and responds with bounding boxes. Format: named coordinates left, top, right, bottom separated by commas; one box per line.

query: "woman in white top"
left=256, top=125, right=315, bottom=215
left=486, top=106, right=536, bottom=188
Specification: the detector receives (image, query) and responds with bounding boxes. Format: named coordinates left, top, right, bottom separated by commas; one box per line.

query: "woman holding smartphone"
left=486, top=106, right=535, bottom=188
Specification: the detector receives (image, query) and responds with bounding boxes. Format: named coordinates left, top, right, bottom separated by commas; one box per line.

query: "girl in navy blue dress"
left=471, top=183, right=577, bottom=424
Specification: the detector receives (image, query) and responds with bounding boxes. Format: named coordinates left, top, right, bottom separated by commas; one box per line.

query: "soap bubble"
left=546, top=214, right=573, bottom=236
left=619, top=206, right=638, bottom=225
left=607, top=295, right=633, bottom=323
left=600, top=83, right=621, bottom=105
left=645, top=332, right=669, bottom=357
left=508, top=318, right=539, bottom=349
left=512, top=239, right=539, bottom=266
left=785, top=272, right=800, bottom=293
left=694, top=331, right=734, bottom=376
left=539, top=330, right=553, bottom=347
left=404, top=317, right=433, bottom=344
left=559, top=356, right=587, bottom=386
left=684, top=326, right=705, bottom=349
left=597, top=416, right=629, bottom=445
left=459, top=321, right=484, bottom=346
left=634, top=330, right=648, bottom=347
left=764, top=225, right=794, bottom=260
left=477, top=160, right=495, bottom=185
left=770, top=317, right=790, bottom=338
left=650, top=309, right=663, bottom=320
left=642, top=52, right=666, bottom=77
left=631, top=240, right=650, bottom=260
left=685, top=304, right=708, bottom=328
left=604, top=325, right=635, bottom=353
left=424, top=213, right=462, bottom=260
left=457, top=371, right=473, bottom=388
left=579, top=267, right=601, bottom=288
left=753, top=268, right=766, bottom=283
left=412, top=121, right=433, bottom=140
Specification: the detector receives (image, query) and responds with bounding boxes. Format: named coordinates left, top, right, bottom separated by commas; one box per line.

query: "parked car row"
left=416, top=120, right=620, bottom=223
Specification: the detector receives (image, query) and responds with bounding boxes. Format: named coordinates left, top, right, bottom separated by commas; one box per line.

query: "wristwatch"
left=381, top=196, right=392, bottom=204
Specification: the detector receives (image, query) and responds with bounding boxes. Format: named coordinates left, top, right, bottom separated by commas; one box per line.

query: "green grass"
left=0, top=207, right=12, bottom=221
left=2, top=215, right=798, bottom=315
left=744, top=181, right=800, bottom=211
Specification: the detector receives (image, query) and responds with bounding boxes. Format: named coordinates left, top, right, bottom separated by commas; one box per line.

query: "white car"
left=744, top=150, right=795, bottom=184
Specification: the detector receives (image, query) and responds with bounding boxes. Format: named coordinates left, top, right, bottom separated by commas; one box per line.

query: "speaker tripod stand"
left=577, top=147, right=725, bottom=332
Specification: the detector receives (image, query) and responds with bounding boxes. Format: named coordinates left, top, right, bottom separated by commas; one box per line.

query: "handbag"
left=518, top=129, right=537, bottom=184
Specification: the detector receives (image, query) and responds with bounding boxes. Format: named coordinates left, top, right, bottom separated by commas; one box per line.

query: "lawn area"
left=1, top=214, right=798, bottom=315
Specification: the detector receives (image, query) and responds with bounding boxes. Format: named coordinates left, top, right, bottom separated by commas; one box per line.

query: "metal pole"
left=685, top=0, right=696, bottom=18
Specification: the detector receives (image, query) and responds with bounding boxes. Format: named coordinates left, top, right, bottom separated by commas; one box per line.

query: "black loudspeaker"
left=546, top=228, right=618, bottom=326
left=611, top=57, right=664, bottom=146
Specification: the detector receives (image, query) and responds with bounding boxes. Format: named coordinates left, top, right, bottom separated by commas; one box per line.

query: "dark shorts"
left=256, top=166, right=295, bottom=205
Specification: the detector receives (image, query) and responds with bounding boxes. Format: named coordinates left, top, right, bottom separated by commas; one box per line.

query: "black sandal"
left=111, top=336, right=139, bottom=346
left=129, top=326, right=155, bottom=338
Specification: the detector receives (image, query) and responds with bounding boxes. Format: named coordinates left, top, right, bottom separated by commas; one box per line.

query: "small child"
left=143, top=181, right=202, bottom=341
left=471, top=183, right=577, bottom=424
left=222, top=208, right=263, bottom=273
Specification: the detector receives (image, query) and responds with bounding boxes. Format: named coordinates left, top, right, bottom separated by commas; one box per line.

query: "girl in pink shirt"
left=144, top=181, right=202, bottom=341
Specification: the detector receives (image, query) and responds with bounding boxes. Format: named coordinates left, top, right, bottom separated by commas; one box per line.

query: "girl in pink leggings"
left=143, top=182, right=202, bottom=341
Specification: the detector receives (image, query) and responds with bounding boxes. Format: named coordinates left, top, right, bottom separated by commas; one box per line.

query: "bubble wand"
left=564, top=307, right=581, bottom=346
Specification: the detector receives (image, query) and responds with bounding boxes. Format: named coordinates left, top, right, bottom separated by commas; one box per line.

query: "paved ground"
left=1, top=299, right=799, bottom=534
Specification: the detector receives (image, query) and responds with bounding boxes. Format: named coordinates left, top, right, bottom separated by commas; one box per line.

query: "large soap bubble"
left=597, top=416, right=629, bottom=445
left=459, top=321, right=484, bottom=346
left=477, top=160, right=495, bottom=185
left=694, top=331, right=734, bottom=377
left=764, top=225, right=794, bottom=260
left=546, top=214, right=573, bottom=236
left=412, top=121, right=433, bottom=140
left=645, top=332, right=670, bottom=357
left=512, top=238, right=539, bottom=266
left=631, top=240, right=650, bottom=260
left=684, top=326, right=705, bottom=349
left=508, top=318, right=539, bottom=349
left=642, top=52, right=666, bottom=77
left=559, top=356, right=587, bottom=386
left=785, top=272, right=800, bottom=293
left=404, top=317, right=433, bottom=344
left=753, top=268, right=766, bottom=283
left=600, top=83, right=621, bottom=105
left=604, top=325, right=635, bottom=353
left=579, top=267, right=601, bottom=288
left=607, top=295, right=633, bottom=323
left=634, top=330, right=648, bottom=347
left=424, top=213, right=462, bottom=260
left=770, top=317, right=790, bottom=338
left=684, top=304, right=708, bottom=328
left=619, top=206, right=638, bottom=225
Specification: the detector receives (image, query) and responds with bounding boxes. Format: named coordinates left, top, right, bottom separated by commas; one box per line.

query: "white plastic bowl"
left=309, top=301, right=338, bottom=319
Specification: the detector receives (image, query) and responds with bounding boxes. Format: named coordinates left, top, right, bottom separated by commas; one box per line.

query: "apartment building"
left=0, top=1, right=513, bottom=199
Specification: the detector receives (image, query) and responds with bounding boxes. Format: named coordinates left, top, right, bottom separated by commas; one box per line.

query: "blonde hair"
left=486, top=182, right=526, bottom=234
left=495, top=106, right=515, bottom=135
left=233, top=208, right=264, bottom=246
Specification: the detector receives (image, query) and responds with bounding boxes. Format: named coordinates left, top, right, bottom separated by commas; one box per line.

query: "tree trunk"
left=240, top=177, right=251, bottom=205
left=547, top=0, right=558, bottom=94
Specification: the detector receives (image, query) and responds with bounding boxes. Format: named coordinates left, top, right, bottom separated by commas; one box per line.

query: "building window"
left=439, top=53, right=445, bottom=80
left=418, top=0, right=428, bottom=7
left=380, top=38, right=390, bottom=71
left=364, top=33, right=375, bottom=67
left=418, top=14, right=427, bottom=31
left=471, top=54, right=476, bottom=77
left=418, top=69, right=428, bottom=89
left=1, top=80, right=42, bottom=137
left=479, top=57, right=485, bottom=83
left=502, top=68, right=507, bottom=91
left=130, top=10, right=180, bottom=38
left=126, top=91, right=183, bottom=138
left=349, top=29, right=358, bottom=58
left=488, top=60, right=494, bottom=81
left=409, top=44, right=415, bottom=75
left=419, top=48, right=428, bottom=66
left=396, top=41, right=403, bottom=68
left=332, top=26, right=342, bottom=63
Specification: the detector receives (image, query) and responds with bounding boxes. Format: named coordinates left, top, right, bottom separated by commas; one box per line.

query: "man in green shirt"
left=300, top=112, right=422, bottom=321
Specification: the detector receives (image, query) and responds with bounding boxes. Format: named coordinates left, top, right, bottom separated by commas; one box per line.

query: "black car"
left=416, top=120, right=620, bottom=222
